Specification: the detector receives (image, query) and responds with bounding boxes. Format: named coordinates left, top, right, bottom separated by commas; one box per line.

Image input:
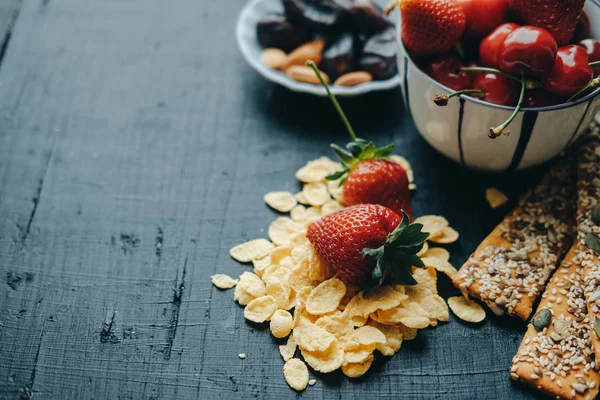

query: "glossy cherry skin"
left=542, top=45, right=592, bottom=97
left=425, top=54, right=472, bottom=91
left=479, top=23, right=519, bottom=68
left=572, top=11, right=591, bottom=43
left=472, top=72, right=519, bottom=106
left=578, top=39, right=600, bottom=75
left=523, top=89, right=566, bottom=108
left=497, top=26, right=558, bottom=76
left=457, top=0, right=507, bottom=38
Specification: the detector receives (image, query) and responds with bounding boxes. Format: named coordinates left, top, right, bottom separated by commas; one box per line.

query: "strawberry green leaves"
left=363, top=212, right=430, bottom=287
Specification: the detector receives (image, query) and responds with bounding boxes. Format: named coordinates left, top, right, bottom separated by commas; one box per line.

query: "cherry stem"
left=568, top=76, right=600, bottom=102
left=460, top=67, right=521, bottom=84
left=306, top=60, right=357, bottom=142
left=490, top=70, right=525, bottom=139
left=590, top=61, right=600, bottom=68
left=449, top=89, right=485, bottom=99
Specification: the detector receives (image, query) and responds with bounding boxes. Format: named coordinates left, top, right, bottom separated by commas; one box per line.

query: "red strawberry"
left=343, top=159, right=412, bottom=218
left=506, top=0, right=586, bottom=46
left=305, top=61, right=413, bottom=218
left=307, top=204, right=428, bottom=286
left=398, top=0, right=466, bottom=56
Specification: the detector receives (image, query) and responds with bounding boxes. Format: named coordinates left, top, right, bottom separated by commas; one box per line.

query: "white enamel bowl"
left=237, top=0, right=401, bottom=96
left=396, top=0, right=600, bottom=172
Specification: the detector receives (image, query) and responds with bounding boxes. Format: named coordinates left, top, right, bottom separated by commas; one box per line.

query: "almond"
left=334, top=71, right=373, bottom=86
left=286, top=65, right=330, bottom=85
left=282, top=40, right=325, bottom=71
left=262, top=48, right=287, bottom=70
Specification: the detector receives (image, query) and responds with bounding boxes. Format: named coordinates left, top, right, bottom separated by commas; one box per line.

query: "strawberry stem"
left=567, top=77, right=600, bottom=102
left=489, top=70, right=525, bottom=139
left=306, top=60, right=357, bottom=142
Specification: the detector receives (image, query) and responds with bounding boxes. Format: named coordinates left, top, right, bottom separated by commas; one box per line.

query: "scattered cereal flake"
left=306, top=278, right=347, bottom=315
left=301, top=340, right=344, bottom=373
left=326, top=178, right=345, bottom=202
left=295, top=191, right=309, bottom=205
left=252, top=256, right=271, bottom=277
left=279, top=333, right=297, bottom=361
left=266, top=278, right=292, bottom=309
left=448, top=296, right=486, bottom=323
left=424, top=247, right=450, bottom=262
left=416, top=293, right=449, bottom=322
left=269, top=217, right=304, bottom=246
left=290, top=205, right=306, bottom=221
left=362, top=285, right=408, bottom=313
left=342, top=355, right=374, bottom=378
left=315, top=312, right=355, bottom=344
left=238, top=272, right=267, bottom=298
left=270, top=246, right=292, bottom=265
left=284, top=358, right=309, bottom=391
left=408, top=183, right=417, bottom=191
left=270, top=310, right=293, bottom=338
left=429, top=226, right=459, bottom=244
left=368, top=321, right=404, bottom=356
left=485, top=187, right=509, bottom=209
left=289, top=263, right=314, bottom=292
left=417, top=240, right=429, bottom=257
left=352, top=325, right=386, bottom=346
left=238, top=353, right=246, bottom=359
left=344, top=347, right=373, bottom=364
left=289, top=232, right=310, bottom=247
left=211, top=274, right=238, bottom=289
left=234, top=284, right=256, bottom=306
left=230, top=239, right=275, bottom=263
left=296, top=157, right=342, bottom=183
left=302, top=182, right=331, bottom=206
left=321, top=200, right=343, bottom=216
left=308, top=379, right=316, bottom=386
left=264, top=191, right=298, bottom=212
left=295, top=319, right=337, bottom=352
left=375, top=301, right=430, bottom=329
left=244, top=295, right=277, bottom=323
left=413, top=215, right=448, bottom=240
left=303, top=207, right=322, bottom=224
left=421, top=256, right=458, bottom=278
left=389, top=155, right=414, bottom=186
left=307, top=246, right=333, bottom=281
left=412, top=267, right=438, bottom=294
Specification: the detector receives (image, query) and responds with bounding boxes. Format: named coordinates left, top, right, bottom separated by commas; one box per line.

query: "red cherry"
left=479, top=23, right=519, bottom=68
left=497, top=26, right=558, bottom=76
left=578, top=39, right=600, bottom=75
left=457, top=0, right=507, bottom=38
left=523, top=89, right=566, bottom=108
left=542, top=45, right=592, bottom=97
left=572, top=11, right=591, bottom=43
left=472, top=72, right=520, bottom=106
left=425, top=54, right=473, bottom=91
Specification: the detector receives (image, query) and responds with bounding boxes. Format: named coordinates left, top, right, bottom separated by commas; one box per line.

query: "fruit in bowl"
left=256, top=0, right=399, bottom=87
left=387, top=0, right=600, bottom=171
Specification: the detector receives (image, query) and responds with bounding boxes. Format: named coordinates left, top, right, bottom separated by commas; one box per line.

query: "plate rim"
left=235, top=0, right=401, bottom=97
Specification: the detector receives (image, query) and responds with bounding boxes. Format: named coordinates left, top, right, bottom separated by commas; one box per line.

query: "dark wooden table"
left=0, top=1, right=565, bottom=399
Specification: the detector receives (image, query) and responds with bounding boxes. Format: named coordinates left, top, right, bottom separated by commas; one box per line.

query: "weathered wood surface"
left=0, top=0, right=557, bottom=399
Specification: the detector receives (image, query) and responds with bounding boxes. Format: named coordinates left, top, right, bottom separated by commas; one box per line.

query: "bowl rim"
left=236, top=0, right=402, bottom=97
left=397, top=0, right=600, bottom=112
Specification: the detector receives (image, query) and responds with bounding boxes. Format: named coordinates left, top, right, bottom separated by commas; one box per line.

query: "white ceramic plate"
left=236, top=0, right=401, bottom=96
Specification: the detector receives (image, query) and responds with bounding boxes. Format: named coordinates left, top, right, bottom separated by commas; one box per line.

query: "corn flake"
left=326, top=178, right=345, bottom=202
left=424, top=247, right=450, bottom=262
left=270, top=246, right=292, bottom=264
left=321, top=200, right=343, bottom=216
left=485, top=187, right=509, bottom=209
left=295, top=318, right=337, bottom=352
left=266, top=278, right=292, bottom=309
left=283, top=358, right=309, bottom=391
left=430, top=226, right=459, bottom=244
left=211, top=274, right=238, bottom=289
left=344, top=347, right=373, bottom=364
left=302, top=182, right=331, bottom=206
left=269, top=217, right=304, bottom=246
left=244, top=295, right=277, bottom=323
left=448, top=296, right=486, bottom=323
left=301, top=340, right=344, bottom=373
left=306, top=278, right=347, bottom=315
left=368, top=321, right=404, bottom=356
left=413, top=215, right=448, bottom=240
left=342, top=355, right=374, bottom=378
left=271, top=310, right=294, bottom=338
left=296, top=157, right=342, bottom=183
left=279, top=333, right=297, bottom=361
left=290, top=205, right=306, bottom=221
left=238, top=272, right=267, bottom=298
left=234, top=285, right=256, bottom=306
left=421, top=256, right=458, bottom=278
left=376, top=301, right=430, bottom=329
left=230, top=239, right=275, bottom=263
left=264, top=191, right=297, bottom=212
